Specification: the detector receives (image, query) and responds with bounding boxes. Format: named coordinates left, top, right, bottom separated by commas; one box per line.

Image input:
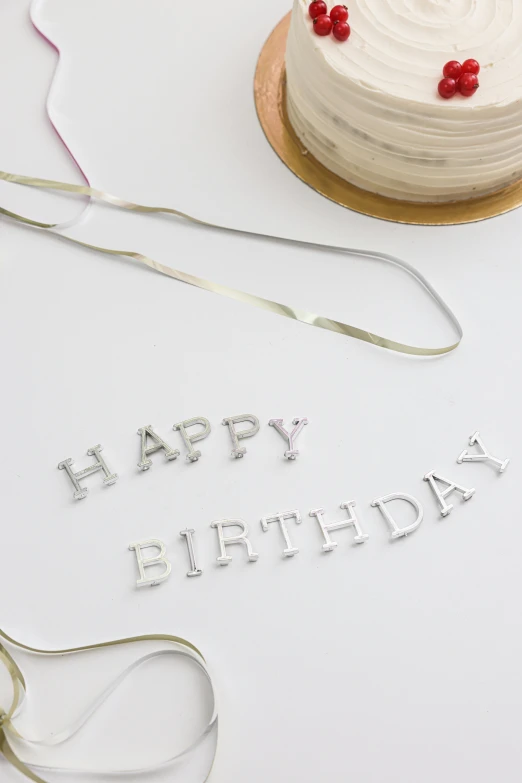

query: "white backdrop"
left=1, top=1, right=521, bottom=782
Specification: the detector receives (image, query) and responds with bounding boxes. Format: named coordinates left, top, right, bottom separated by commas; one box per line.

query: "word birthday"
left=125, top=431, right=510, bottom=587
left=57, top=414, right=308, bottom=500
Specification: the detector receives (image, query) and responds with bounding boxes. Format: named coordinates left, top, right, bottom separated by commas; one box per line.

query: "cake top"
left=294, top=0, right=522, bottom=108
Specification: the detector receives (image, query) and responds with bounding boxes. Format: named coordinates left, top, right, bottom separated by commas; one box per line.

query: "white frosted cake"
left=285, top=0, right=522, bottom=202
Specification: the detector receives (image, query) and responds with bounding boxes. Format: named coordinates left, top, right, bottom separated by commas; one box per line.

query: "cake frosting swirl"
left=285, top=0, right=522, bottom=202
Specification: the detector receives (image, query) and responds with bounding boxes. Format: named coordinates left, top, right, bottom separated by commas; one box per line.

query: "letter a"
left=137, top=425, right=180, bottom=470
left=423, top=470, right=475, bottom=517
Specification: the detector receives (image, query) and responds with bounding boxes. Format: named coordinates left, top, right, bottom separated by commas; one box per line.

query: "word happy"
left=126, top=431, right=509, bottom=588
left=57, top=415, right=308, bottom=500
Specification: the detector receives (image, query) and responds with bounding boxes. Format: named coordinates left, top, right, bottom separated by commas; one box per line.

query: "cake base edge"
left=254, top=12, right=522, bottom=226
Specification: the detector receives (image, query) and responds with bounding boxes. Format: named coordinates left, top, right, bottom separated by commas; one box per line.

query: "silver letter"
left=309, top=501, right=368, bottom=551
left=180, top=528, right=202, bottom=577
left=457, top=431, right=510, bottom=473
left=424, top=470, right=475, bottom=517
left=128, top=539, right=171, bottom=587
left=58, top=444, right=118, bottom=500
left=371, top=493, right=423, bottom=539
left=173, top=417, right=211, bottom=462
left=137, top=425, right=179, bottom=471
left=261, top=510, right=302, bottom=557
left=210, top=519, right=259, bottom=565
left=268, top=417, right=308, bottom=459
left=222, top=414, right=260, bottom=458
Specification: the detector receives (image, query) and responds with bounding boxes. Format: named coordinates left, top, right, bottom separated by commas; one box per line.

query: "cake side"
left=285, top=0, right=522, bottom=203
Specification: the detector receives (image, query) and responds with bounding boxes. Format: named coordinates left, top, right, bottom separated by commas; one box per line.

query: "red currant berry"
left=458, top=72, right=479, bottom=96
left=443, top=60, right=462, bottom=80
left=330, top=4, right=349, bottom=23
left=308, top=1, right=327, bottom=19
left=438, top=77, right=457, bottom=99
left=313, top=13, right=333, bottom=35
left=462, top=58, right=480, bottom=75
left=333, top=20, right=351, bottom=41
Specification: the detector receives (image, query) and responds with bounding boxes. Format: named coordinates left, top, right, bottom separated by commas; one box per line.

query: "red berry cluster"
left=438, top=59, right=480, bottom=99
left=308, top=2, right=351, bottom=42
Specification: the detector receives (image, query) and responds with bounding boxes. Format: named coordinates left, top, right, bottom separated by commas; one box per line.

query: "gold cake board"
left=254, top=13, right=522, bottom=226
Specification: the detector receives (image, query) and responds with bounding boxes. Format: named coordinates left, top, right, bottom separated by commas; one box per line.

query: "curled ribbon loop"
left=0, top=170, right=462, bottom=356
left=0, top=628, right=217, bottom=783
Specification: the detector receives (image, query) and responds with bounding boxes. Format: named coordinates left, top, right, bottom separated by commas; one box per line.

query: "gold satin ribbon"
left=0, top=170, right=462, bottom=356
left=0, top=628, right=216, bottom=783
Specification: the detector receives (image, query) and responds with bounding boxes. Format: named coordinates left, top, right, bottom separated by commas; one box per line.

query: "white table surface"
left=1, top=1, right=521, bottom=782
